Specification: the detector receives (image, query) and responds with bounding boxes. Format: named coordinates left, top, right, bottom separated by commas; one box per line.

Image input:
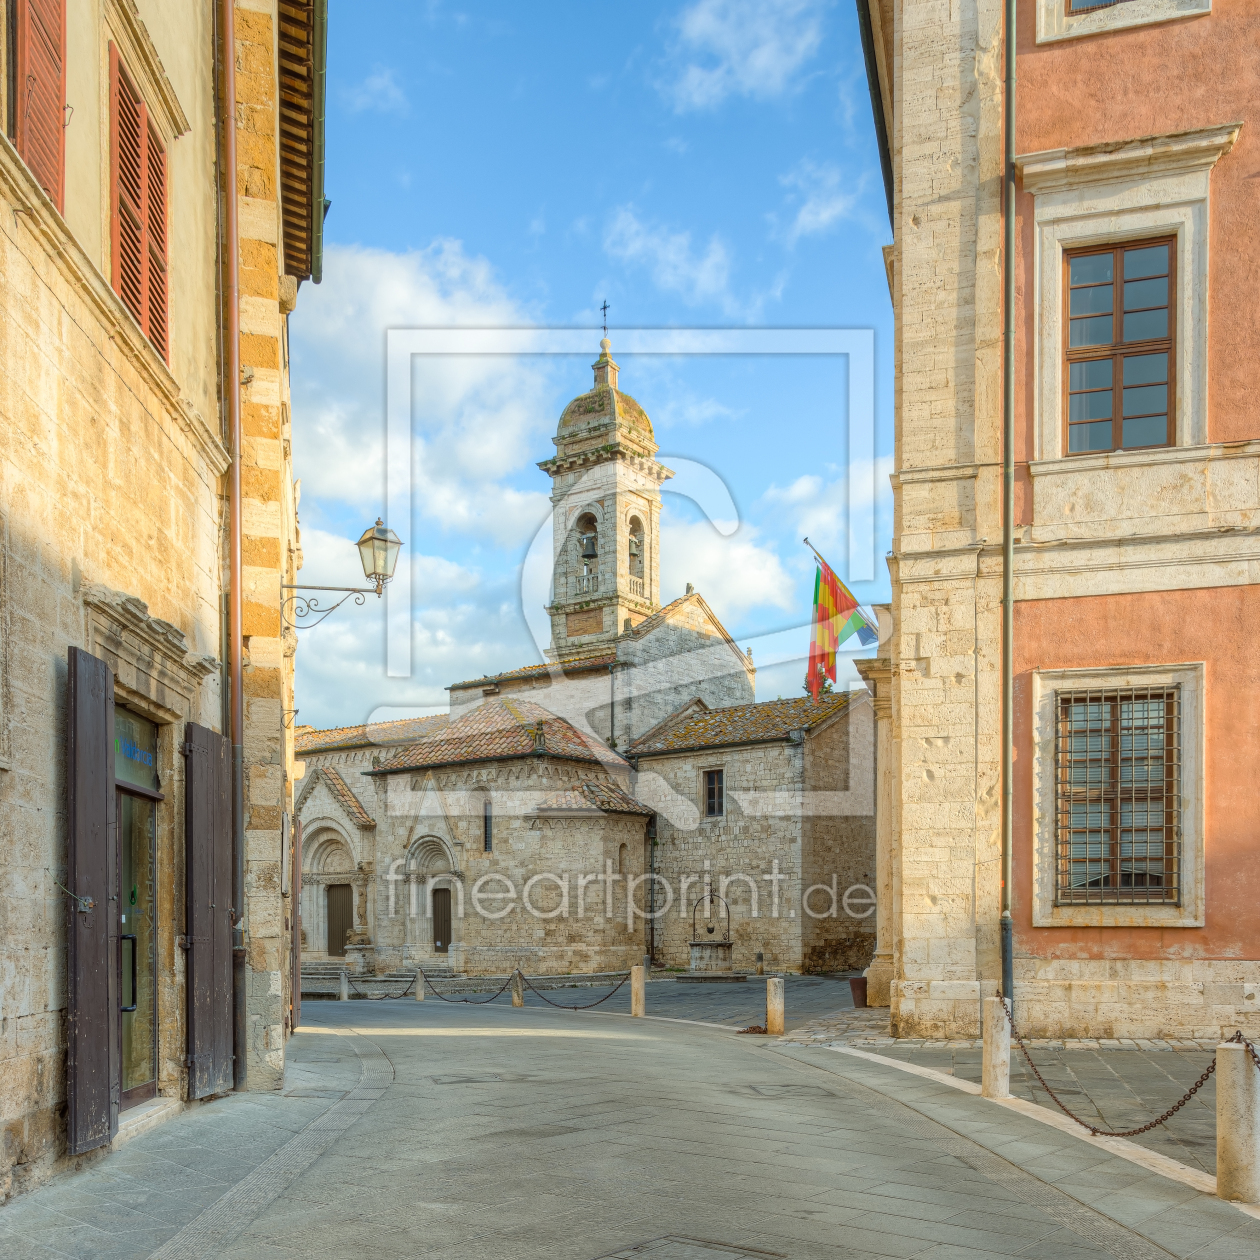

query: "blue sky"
left=289, top=0, right=893, bottom=730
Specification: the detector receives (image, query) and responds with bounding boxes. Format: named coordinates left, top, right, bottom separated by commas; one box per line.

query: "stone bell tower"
left=538, top=338, right=673, bottom=662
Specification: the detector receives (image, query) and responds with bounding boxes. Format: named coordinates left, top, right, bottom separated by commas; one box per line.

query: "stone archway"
left=404, top=834, right=460, bottom=964
left=301, top=828, right=356, bottom=959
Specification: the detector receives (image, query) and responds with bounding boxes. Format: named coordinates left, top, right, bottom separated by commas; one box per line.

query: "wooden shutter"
left=291, top=819, right=302, bottom=1030
left=183, top=723, right=234, bottom=1098
left=109, top=44, right=169, bottom=360
left=14, top=0, right=66, bottom=211
left=66, top=647, right=118, bottom=1155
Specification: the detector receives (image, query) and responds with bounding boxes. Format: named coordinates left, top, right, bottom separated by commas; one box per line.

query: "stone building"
left=0, top=0, right=325, bottom=1200
left=629, top=693, right=875, bottom=976
left=296, top=344, right=876, bottom=979
left=858, top=0, right=1260, bottom=1038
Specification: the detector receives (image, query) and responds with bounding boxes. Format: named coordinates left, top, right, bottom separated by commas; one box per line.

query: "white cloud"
left=288, top=241, right=554, bottom=546
left=660, top=517, right=794, bottom=625
left=604, top=207, right=732, bottom=311
left=293, top=526, right=537, bottom=729
left=343, top=66, right=409, bottom=115
left=762, top=455, right=892, bottom=556
left=664, top=0, right=827, bottom=112
left=778, top=159, right=860, bottom=245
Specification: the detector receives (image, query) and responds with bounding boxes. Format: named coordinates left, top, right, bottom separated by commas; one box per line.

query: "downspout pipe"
left=217, top=0, right=247, bottom=1089
left=1000, top=0, right=1017, bottom=1005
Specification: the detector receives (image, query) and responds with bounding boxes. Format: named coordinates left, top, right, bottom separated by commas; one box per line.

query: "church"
left=295, top=340, right=876, bottom=977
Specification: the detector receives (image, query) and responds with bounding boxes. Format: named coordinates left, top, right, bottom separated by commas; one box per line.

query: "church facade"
left=295, top=342, right=876, bottom=978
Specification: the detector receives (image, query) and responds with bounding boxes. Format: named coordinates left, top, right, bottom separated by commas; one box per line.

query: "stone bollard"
left=414, top=968, right=424, bottom=1001
left=338, top=968, right=349, bottom=1002
left=981, top=997, right=1011, bottom=1099
left=1217, top=1041, right=1260, bottom=1203
left=766, top=976, right=784, bottom=1036
left=511, top=969, right=525, bottom=1008
left=631, top=965, right=645, bottom=1017
left=642, top=953, right=652, bottom=977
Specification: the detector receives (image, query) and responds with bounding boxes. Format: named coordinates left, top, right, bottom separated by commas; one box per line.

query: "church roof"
left=628, top=692, right=858, bottom=757
left=295, top=714, right=449, bottom=754
left=532, top=780, right=654, bottom=817
left=448, top=654, right=617, bottom=693
left=557, top=384, right=653, bottom=439
left=367, top=697, right=626, bottom=775
left=318, top=767, right=375, bottom=827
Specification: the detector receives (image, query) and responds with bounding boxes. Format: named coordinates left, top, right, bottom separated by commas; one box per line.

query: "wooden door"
left=183, top=722, right=233, bottom=1099
left=432, top=887, right=451, bottom=954
left=326, top=884, right=352, bottom=957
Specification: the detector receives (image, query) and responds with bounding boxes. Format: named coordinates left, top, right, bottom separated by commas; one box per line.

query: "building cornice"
left=105, top=0, right=190, bottom=139
left=0, top=132, right=229, bottom=477
left=1016, top=123, right=1241, bottom=196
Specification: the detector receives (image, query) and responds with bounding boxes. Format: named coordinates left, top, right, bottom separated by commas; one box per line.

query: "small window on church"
left=483, top=796, right=493, bottom=852
left=704, top=769, right=724, bottom=818
left=628, top=516, right=645, bottom=579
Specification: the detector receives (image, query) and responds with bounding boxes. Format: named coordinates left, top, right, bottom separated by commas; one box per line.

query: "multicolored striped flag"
left=806, top=547, right=878, bottom=700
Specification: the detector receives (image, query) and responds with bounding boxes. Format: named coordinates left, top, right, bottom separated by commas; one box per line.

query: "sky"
left=288, top=0, right=894, bottom=732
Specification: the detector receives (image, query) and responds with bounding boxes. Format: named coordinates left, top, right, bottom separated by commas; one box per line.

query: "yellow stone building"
left=0, top=0, right=325, bottom=1199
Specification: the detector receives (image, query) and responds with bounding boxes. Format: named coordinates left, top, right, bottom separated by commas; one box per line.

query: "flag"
left=806, top=554, right=878, bottom=700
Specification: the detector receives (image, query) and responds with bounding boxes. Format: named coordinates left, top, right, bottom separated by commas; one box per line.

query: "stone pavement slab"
left=3, top=999, right=1258, bottom=1260
left=782, top=1010, right=1221, bottom=1174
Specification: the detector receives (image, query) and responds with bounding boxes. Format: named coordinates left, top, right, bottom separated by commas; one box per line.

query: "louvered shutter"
left=183, top=723, right=234, bottom=1098
left=15, top=0, right=66, bottom=211
left=66, top=647, right=119, bottom=1155
left=108, top=44, right=169, bottom=360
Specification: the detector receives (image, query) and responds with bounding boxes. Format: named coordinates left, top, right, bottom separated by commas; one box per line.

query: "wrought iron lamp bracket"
left=281, top=583, right=381, bottom=630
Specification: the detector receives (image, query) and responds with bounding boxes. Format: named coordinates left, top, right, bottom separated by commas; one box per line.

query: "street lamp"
left=356, top=518, right=403, bottom=595
left=281, top=518, right=405, bottom=629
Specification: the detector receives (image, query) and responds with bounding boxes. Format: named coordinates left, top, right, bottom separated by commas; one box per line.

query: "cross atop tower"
left=600, top=300, right=610, bottom=338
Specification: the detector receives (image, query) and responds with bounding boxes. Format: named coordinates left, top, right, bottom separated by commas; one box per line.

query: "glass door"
left=119, top=791, right=157, bottom=1107
left=115, top=705, right=160, bottom=1110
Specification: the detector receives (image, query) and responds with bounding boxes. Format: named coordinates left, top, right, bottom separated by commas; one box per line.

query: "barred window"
left=1055, top=686, right=1181, bottom=904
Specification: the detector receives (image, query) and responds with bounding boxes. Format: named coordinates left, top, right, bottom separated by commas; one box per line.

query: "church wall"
left=641, top=742, right=806, bottom=974
left=366, top=758, right=650, bottom=977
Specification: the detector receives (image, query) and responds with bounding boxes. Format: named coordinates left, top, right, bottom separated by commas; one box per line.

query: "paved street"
left=3, top=997, right=1259, bottom=1260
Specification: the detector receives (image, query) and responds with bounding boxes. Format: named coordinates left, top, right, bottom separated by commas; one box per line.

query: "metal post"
left=1000, top=0, right=1017, bottom=1007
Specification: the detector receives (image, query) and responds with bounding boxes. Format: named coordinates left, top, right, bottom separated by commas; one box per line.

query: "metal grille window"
left=1055, top=686, right=1181, bottom=904
left=703, top=769, right=724, bottom=818
left=483, top=796, right=492, bottom=853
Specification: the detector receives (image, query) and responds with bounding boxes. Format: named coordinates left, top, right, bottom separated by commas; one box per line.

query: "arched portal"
left=404, top=834, right=461, bottom=964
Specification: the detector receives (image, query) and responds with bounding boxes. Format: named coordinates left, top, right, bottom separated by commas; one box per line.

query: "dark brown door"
left=327, top=884, right=352, bottom=957
left=432, top=887, right=451, bottom=954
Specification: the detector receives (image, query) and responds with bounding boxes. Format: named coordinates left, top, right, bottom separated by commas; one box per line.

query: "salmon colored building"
left=858, top=0, right=1260, bottom=1036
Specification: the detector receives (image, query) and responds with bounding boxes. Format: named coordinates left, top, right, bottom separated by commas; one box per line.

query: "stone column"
left=631, top=965, right=645, bottom=1016
left=857, top=655, right=894, bottom=1007
left=766, top=976, right=785, bottom=1035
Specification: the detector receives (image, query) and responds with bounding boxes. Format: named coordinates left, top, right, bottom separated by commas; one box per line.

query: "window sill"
left=1035, top=903, right=1204, bottom=929
left=1029, top=439, right=1260, bottom=479
left=1037, top=0, right=1211, bottom=44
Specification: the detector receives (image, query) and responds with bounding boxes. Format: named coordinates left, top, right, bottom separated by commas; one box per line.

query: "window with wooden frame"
left=703, top=769, right=724, bottom=818
left=1054, top=686, right=1181, bottom=905
left=12, top=0, right=66, bottom=210
left=109, top=44, right=168, bottom=360
left=1065, top=238, right=1174, bottom=455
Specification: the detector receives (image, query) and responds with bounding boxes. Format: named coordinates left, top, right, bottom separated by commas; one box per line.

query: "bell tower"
left=538, top=338, right=673, bottom=661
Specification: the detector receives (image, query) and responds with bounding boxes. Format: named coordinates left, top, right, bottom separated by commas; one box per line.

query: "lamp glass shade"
left=356, top=519, right=403, bottom=583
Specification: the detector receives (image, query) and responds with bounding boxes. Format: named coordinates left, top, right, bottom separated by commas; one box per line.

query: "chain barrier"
left=518, top=970, right=632, bottom=1010
left=337, top=967, right=632, bottom=1010
left=999, top=999, right=1256, bottom=1138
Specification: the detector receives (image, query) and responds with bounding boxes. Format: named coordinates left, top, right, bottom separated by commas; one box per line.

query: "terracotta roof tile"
left=448, top=655, right=617, bottom=691
left=295, top=714, right=449, bottom=754
left=319, top=767, right=375, bottom=827
left=371, top=698, right=626, bottom=774
left=533, top=781, right=654, bottom=816
left=628, top=692, right=856, bottom=756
